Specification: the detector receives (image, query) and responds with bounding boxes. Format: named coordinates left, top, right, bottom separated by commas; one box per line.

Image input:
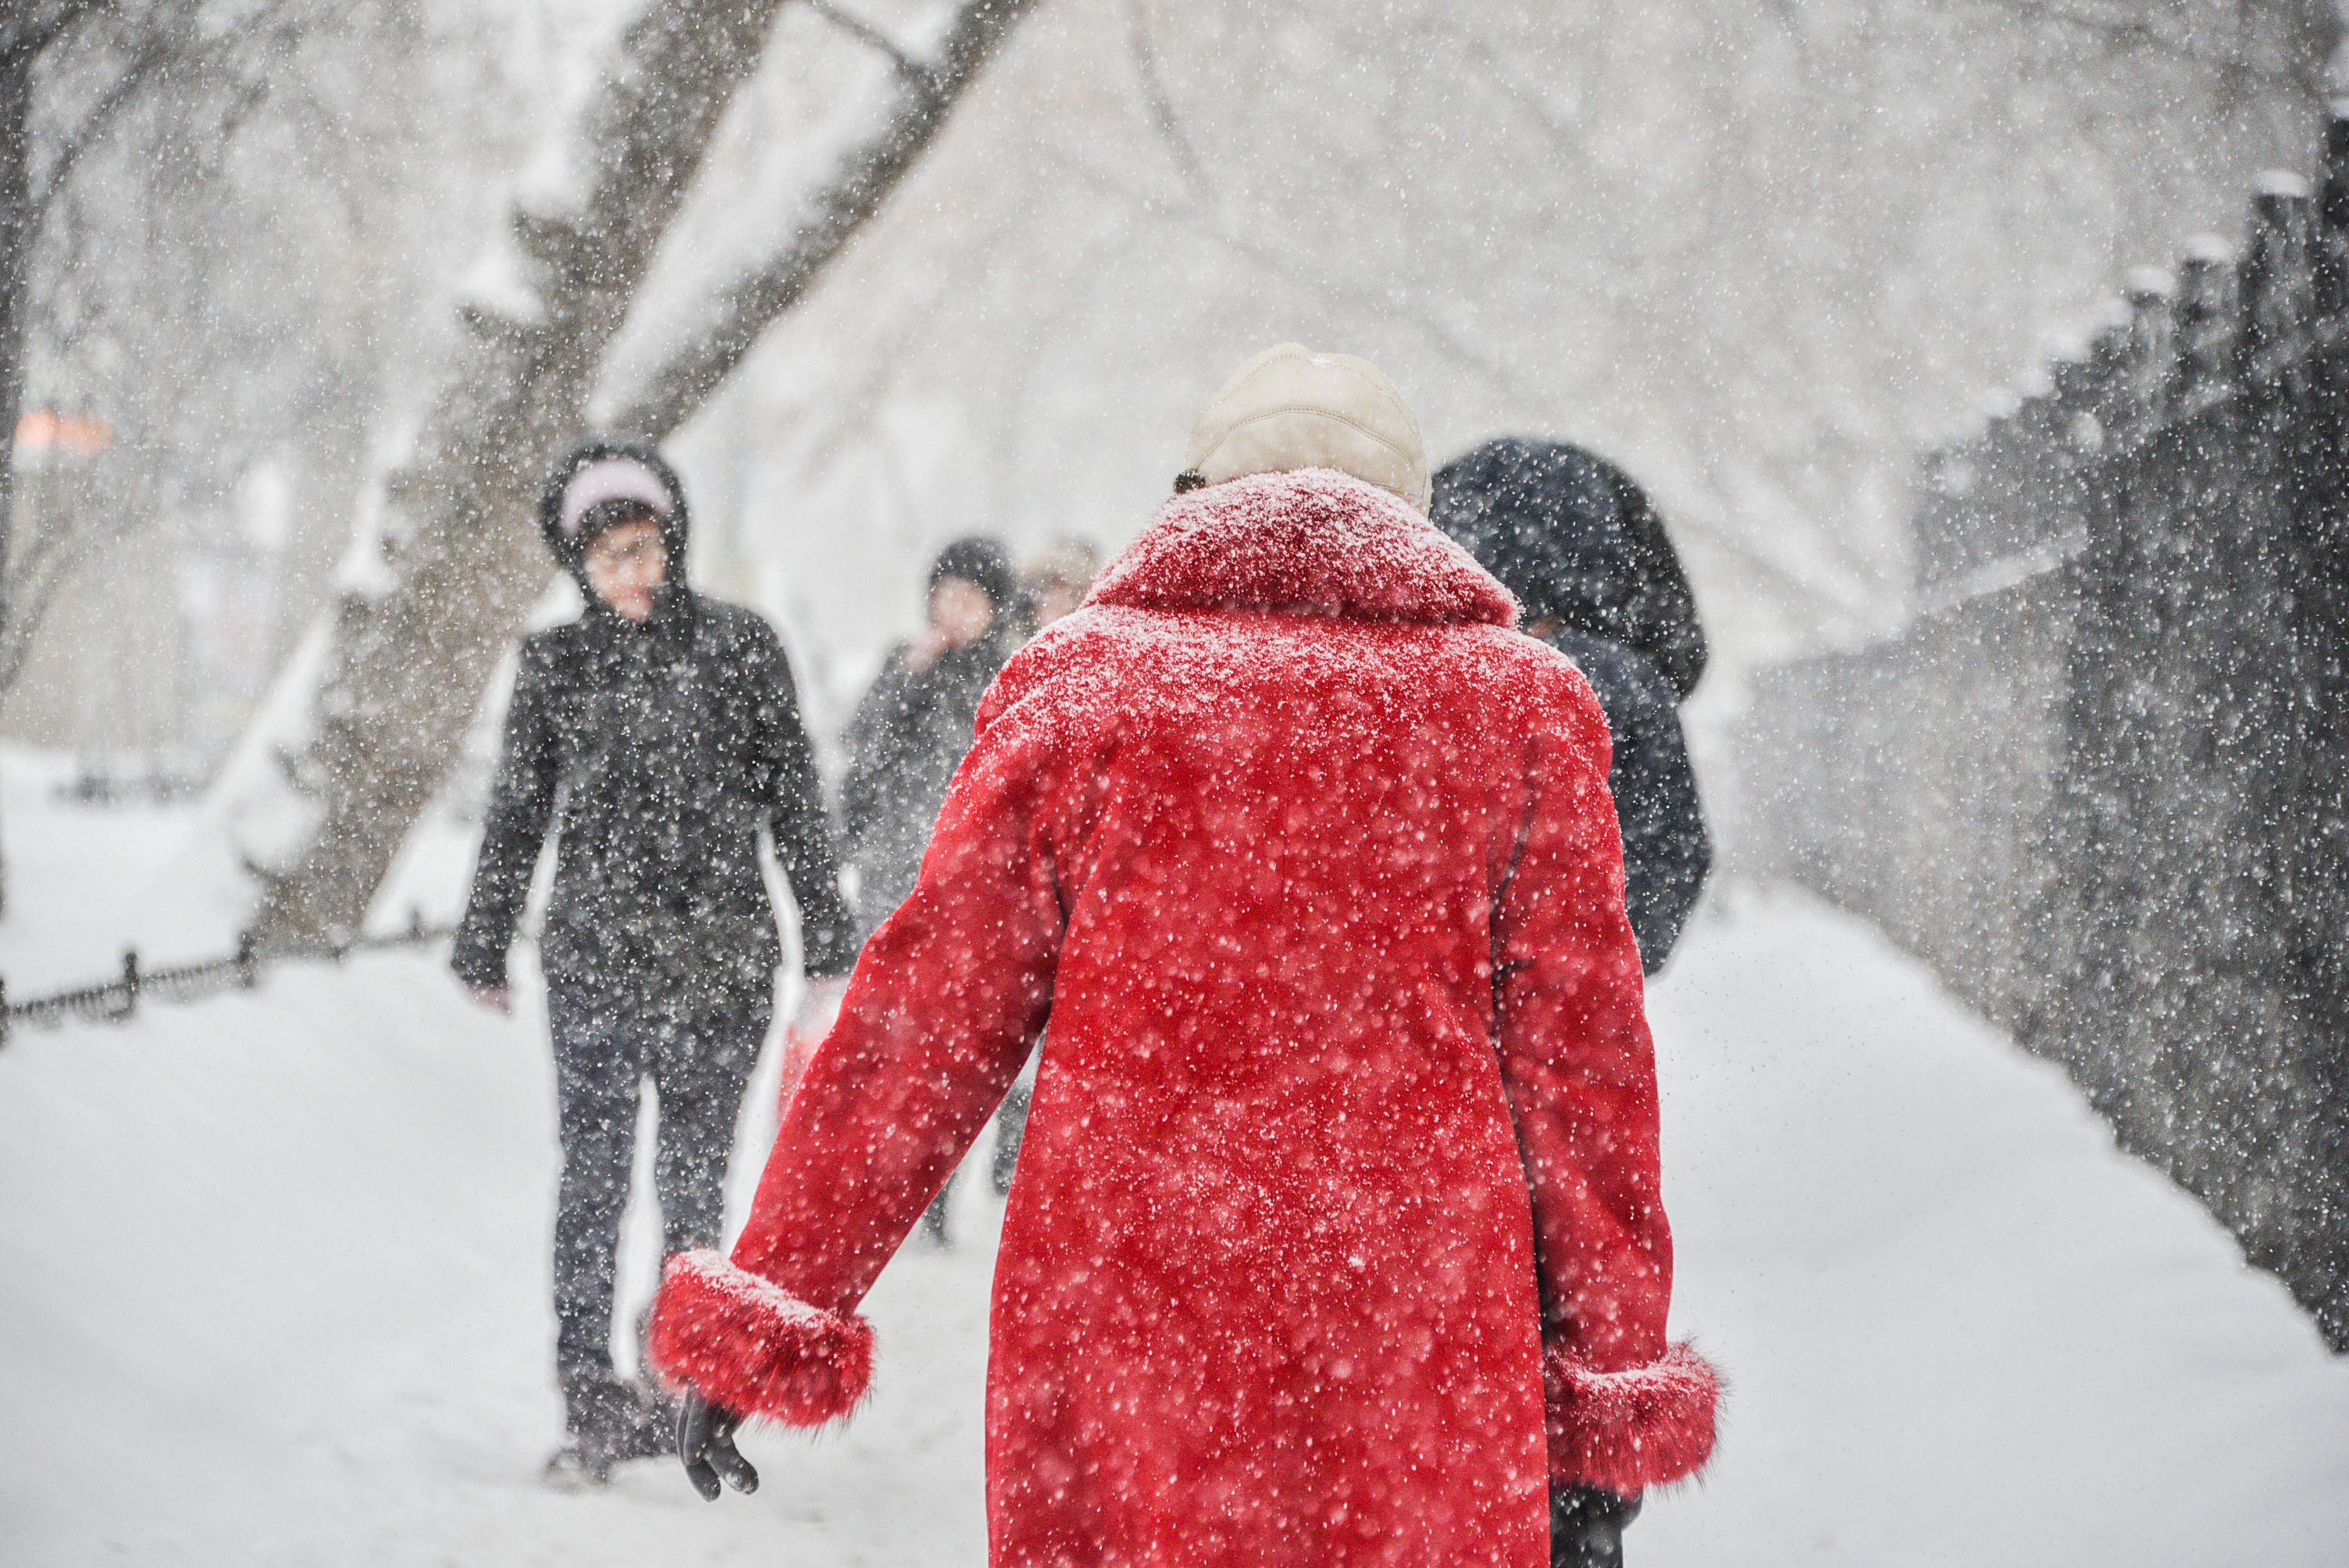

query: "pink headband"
left=559, top=457, right=672, bottom=542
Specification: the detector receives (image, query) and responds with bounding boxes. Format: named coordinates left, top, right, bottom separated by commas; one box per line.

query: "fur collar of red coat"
left=1087, top=466, right=1520, bottom=626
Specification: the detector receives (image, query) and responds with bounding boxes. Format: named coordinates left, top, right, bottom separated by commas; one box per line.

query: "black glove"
left=1552, top=1484, right=1641, bottom=1568
left=677, top=1394, right=759, bottom=1501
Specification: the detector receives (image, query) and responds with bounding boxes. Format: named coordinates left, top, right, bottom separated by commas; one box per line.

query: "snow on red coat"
left=650, top=467, right=1718, bottom=1565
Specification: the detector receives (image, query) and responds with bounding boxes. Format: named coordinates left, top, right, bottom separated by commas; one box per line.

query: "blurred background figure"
left=1021, top=538, right=1102, bottom=633
left=1431, top=438, right=1712, bottom=975
left=982, top=537, right=1106, bottom=1199
left=838, top=536, right=1026, bottom=1244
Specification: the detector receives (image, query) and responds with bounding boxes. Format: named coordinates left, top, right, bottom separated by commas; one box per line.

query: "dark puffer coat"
left=1434, top=439, right=1711, bottom=971
left=839, top=546, right=1025, bottom=941
left=451, top=442, right=855, bottom=1003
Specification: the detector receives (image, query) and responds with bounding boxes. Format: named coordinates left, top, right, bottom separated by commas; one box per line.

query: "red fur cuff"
left=1543, top=1342, right=1720, bottom=1495
left=647, top=1250, right=874, bottom=1427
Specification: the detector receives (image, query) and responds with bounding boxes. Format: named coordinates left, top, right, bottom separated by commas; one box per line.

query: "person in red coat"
left=647, top=344, right=1719, bottom=1567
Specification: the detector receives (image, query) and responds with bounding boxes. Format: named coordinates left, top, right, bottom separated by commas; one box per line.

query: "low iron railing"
left=0, top=909, right=451, bottom=1048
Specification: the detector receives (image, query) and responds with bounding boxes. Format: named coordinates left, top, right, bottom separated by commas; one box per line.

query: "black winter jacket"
left=1433, top=437, right=1713, bottom=972
left=451, top=587, right=855, bottom=1003
left=1542, top=626, right=1710, bottom=973
left=838, top=628, right=1020, bottom=942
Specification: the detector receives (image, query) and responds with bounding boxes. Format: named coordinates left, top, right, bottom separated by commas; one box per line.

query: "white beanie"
left=558, top=456, right=673, bottom=543
left=1183, top=343, right=1431, bottom=514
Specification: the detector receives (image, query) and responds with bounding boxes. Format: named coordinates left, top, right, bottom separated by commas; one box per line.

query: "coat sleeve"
left=748, top=627, right=856, bottom=978
left=1597, top=458, right=1707, bottom=703
left=450, top=643, right=558, bottom=991
left=1572, top=644, right=1711, bottom=975
left=1492, top=670, right=1717, bottom=1498
left=836, top=653, right=908, bottom=860
left=1612, top=693, right=1710, bottom=978
left=646, top=700, right=1060, bottom=1427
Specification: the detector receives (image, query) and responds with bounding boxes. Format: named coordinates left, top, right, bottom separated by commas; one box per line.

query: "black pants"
left=547, top=982, right=771, bottom=1377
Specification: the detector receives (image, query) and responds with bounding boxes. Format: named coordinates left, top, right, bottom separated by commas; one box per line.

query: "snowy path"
left=4, top=890, right=2347, bottom=1565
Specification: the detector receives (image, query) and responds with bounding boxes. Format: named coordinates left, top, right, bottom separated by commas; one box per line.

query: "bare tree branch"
left=5, top=0, right=320, bottom=645
left=616, top=0, right=1043, bottom=437
left=806, top=0, right=940, bottom=99
left=0, top=497, right=112, bottom=691
left=29, top=32, right=173, bottom=219
left=1124, top=0, right=1208, bottom=205
left=1, top=2, right=107, bottom=65
left=1972, top=0, right=2334, bottom=101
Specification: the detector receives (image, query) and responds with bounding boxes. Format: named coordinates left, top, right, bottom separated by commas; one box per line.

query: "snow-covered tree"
left=182, top=0, right=2344, bottom=945
left=236, top=0, right=1039, bottom=946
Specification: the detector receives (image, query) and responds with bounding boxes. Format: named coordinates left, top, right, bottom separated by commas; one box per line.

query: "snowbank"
left=2, top=886, right=2344, bottom=1563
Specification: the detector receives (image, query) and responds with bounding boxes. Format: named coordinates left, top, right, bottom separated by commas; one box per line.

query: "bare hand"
left=465, top=984, right=512, bottom=1014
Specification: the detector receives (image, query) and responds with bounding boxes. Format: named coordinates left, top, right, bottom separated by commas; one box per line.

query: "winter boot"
left=546, top=1370, right=675, bottom=1488
left=1552, top=1485, right=1641, bottom=1568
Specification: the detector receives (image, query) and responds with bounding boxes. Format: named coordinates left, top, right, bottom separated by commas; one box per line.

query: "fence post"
left=117, top=949, right=141, bottom=1021
left=1, top=978, right=9, bottom=1052
left=2242, top=174, right=2315, bottom=379
left=2117, top=269, right=2173, bottom=443
left=236, top=930, right=259, bottom=989
left=408, top=905, right=426, bottom=943
left=2174, top=237, right=2237, bottom=399
left=2315, top=103, right=2349, bottom=312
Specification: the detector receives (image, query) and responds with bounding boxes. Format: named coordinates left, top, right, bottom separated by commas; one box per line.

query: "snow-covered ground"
left=4, top=789, right=2347, bottom=1564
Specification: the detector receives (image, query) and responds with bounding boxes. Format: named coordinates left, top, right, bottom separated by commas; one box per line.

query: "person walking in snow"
left=1019, top=536, right=1102, bottom=634
left=1432, top=438, right=1713, bottom=974
left=648, top=346, right=1719, bottom=1568
left=983, top=536, right=1107, bottom=1196
left=839, top=536, right=1028, bottom=942
left=451, top=438, right=855, bottom=1486
left=836, top=535, right=1025, bottom=1243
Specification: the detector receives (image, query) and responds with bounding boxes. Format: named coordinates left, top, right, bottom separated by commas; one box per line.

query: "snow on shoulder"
left=1086, top=467, right=1520, bottom=626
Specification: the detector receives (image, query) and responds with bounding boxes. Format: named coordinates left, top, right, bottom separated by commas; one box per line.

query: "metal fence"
left=0, top=909, right=451, bottom=1048
left=1741, top=125, right=2349, bottom=1349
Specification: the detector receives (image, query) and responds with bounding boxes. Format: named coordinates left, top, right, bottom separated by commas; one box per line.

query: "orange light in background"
left=15, top=409, right=112, bottom=457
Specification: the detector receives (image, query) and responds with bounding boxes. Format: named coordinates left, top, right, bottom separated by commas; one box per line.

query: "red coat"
left=651, top=469, right=1718, bottom=1566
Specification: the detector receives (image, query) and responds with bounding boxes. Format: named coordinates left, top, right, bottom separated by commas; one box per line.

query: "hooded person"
left=1432, top=438, right=1713, bottom=974
left=836, top=534, right=1028, bottom=1244
left=647, top=345, right=1719, bottom=1567
left=1020, top=536, right=1103, bottom=633
left=984, top=537, right=1107, bottom=1196
left=451, top=437, right=856, bottom=1485
left=839, top=536, right=1028, bottom=945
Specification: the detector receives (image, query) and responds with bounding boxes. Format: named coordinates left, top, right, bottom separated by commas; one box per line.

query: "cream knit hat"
left=1182, top=344, right=1431, bottom=514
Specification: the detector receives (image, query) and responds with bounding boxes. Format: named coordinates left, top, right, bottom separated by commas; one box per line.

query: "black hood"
left=537, top=437, right=692, bottom=601
left=1431, top=437, right=1708, bottom=701
left=927, top=536, right=1025, bottom=619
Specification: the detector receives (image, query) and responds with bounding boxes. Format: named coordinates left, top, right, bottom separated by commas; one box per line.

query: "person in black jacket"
left=451, top=438, right=854, bottom=1486
left=836, top=536, right=1025, bottom=1243
left=1435, top=438, right=1711, bottom=1568
left=1432, top=437, right=1712, bottom=976
left=839, top=537, right=1027, bottom=942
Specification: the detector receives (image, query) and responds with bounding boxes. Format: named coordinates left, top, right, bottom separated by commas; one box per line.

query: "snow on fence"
left=1741, top=122, right=2349, bottom=1352
left=0, top=910, right=450, bottom=1049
